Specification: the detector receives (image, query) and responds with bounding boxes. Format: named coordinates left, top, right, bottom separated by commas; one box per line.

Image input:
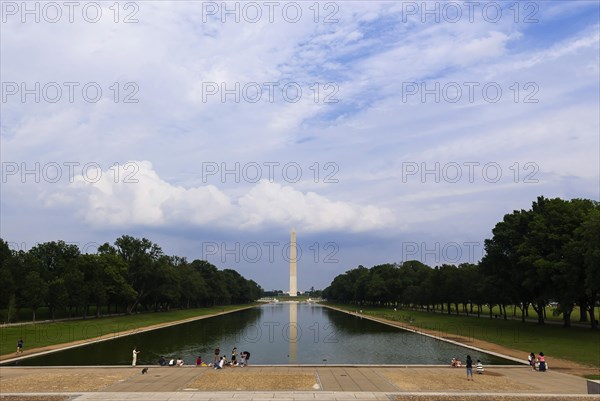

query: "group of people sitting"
left=158, top=356, right=185, bottom=366
left=157, top=347, right=251, bottom=369
left=212, top=347, right=251, bottom=369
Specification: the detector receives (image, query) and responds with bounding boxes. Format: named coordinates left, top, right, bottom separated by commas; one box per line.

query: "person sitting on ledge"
left=214, top=356, right=225, bottom=369
left=476, top=360, right=484, bottom=374
left=158, top=356, right=167, bottom=366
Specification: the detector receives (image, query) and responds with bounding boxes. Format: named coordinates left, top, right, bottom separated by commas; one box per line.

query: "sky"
left=1, top=0, right=599, bottom=291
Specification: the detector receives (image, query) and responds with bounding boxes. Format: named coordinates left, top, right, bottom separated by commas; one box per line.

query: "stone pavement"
left=315, top=367, right=399, bottom=392
left=101, top=366, right=202, bottom=392
left=96, top=366, right=401, bottom=393
left=2, top=391, right=599, bottom=400
left=0, top=365, right=596, bottom=400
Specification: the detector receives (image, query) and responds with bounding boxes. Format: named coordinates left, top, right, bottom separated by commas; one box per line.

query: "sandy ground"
left=187, top=369, right=318, bottom=391
left=394, top=397, right=595, bottom=401
left=0, top=370, right=135, bottom=392
left=382, top=369, right=534, bottom=392
left=0, top=397, right=67, bottom=401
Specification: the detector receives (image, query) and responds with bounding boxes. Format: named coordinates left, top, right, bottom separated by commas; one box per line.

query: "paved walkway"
left=0, top=365, right=596, bottom=400
left=65, top=366, right=402, bottom=393
left=2, top=391, right=599, bottom=400
left=316, top=367, right=399, bottom=392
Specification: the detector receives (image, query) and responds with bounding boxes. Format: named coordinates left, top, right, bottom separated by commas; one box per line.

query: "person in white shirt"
left=476, top=360, right=484, bottom=374
left=132, top=347, right=141, bottom=367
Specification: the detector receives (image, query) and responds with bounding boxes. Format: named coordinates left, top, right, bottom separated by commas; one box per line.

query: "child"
left=528, top=352, right=536, bottom=371
left=476, top=360, right=484, bottom=374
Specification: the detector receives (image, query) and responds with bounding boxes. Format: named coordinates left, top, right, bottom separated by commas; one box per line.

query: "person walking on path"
left=16, top=338, right=23, bottom=354
left=466, top=355, right=473, bottom=381
left=132, top=347, right=141, bottom=367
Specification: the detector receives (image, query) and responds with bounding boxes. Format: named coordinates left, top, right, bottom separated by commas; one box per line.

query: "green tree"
left=191, top=259, right=230, bottom=305
left=98, top=253, right=137, bottom=314
left=578, top=206, right=600, bottom=329
left=108, top=235, right=164, bottom=313
left=29, top=241, right=81, bottom=319
left=524, top=198, right=596, bottom=327
left=483, top=208, right=535, bottom=322
left=21, top=271, right=48, bottom=321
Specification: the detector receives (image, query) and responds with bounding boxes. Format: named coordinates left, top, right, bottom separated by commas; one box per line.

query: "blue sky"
left=1, top=0, right=599, bottom=291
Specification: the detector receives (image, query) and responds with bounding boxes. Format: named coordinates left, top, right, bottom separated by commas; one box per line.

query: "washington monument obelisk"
left=289, top=228, right=297, bottom=297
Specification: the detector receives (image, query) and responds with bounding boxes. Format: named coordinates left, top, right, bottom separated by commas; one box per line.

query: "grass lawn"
left=0, top=304, right=256, bottom=357
left=325, top=303, right=600, bottom=368
left=468, top=304, right=600, bottom=324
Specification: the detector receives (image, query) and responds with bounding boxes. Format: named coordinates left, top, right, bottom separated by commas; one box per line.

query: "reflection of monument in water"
left=289, top=228, right=297, bottom=297
left=289, top=228, right=298, bottom=362
left=289, top=301, right=297, bottom=363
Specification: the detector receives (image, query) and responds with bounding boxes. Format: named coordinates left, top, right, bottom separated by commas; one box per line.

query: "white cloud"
left=67, top=161, right=394, bottom=233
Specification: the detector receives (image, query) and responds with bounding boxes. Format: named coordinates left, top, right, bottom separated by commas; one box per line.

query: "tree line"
left=323, top=196, right=600, bottom=329
left=0, top=235, right=262, bottom=322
